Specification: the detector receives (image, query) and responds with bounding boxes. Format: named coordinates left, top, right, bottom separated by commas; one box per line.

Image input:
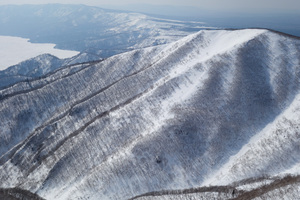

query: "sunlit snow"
left=0, top=35, right=79, bottom=70
left=1, top=29, right=300, bottom=200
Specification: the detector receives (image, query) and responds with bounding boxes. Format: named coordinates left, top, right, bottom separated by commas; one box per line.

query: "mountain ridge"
left=0, top=29, right=300, bottom=199
left=0, top=53, right=102, bottom=90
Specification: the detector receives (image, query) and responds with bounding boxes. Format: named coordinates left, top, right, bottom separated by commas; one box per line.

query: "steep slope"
left=0, top=29, right=300, bottom=200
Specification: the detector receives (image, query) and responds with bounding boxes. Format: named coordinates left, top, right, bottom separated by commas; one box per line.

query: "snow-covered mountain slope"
left=0, top=29, right=300, bottom=200
left=0, top=53, right=102, bottom=89
left=0, top=4, right=211, bottom=58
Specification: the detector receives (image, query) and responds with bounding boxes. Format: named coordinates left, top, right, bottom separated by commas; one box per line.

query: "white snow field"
left=0, top=36, right=79, bottom=70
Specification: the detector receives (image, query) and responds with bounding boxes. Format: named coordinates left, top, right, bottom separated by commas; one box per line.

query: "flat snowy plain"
left=0, top=35, right=79, bottom=70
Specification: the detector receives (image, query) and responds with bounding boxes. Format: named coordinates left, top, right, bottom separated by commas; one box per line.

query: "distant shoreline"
left=0, top=35, right=79, bottom=71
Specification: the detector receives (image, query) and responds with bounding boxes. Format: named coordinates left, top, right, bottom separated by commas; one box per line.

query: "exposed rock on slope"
left=0, top=29, right=300, bottom=200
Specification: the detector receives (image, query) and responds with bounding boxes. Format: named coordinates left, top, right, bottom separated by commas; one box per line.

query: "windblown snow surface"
left=0, top=29, right=300, bottom=200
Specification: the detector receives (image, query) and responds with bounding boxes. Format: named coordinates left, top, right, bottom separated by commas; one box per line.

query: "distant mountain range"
left=0, top=29, right=300, bottom=199
left=102, top=3, right=300, bottom=38
left=0, top=4, right=210, bottom=58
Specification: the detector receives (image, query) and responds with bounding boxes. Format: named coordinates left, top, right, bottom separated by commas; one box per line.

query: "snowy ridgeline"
left=0, top=53, right=102, bottom=89
left=0, top=29, right=300, bottom=200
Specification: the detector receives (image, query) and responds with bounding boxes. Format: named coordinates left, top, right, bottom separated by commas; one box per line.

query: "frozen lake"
left=0, top=35, right=79, bottom=70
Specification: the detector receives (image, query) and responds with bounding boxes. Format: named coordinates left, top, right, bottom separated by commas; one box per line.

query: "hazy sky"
left=0, top=0, right=299, bottom=13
